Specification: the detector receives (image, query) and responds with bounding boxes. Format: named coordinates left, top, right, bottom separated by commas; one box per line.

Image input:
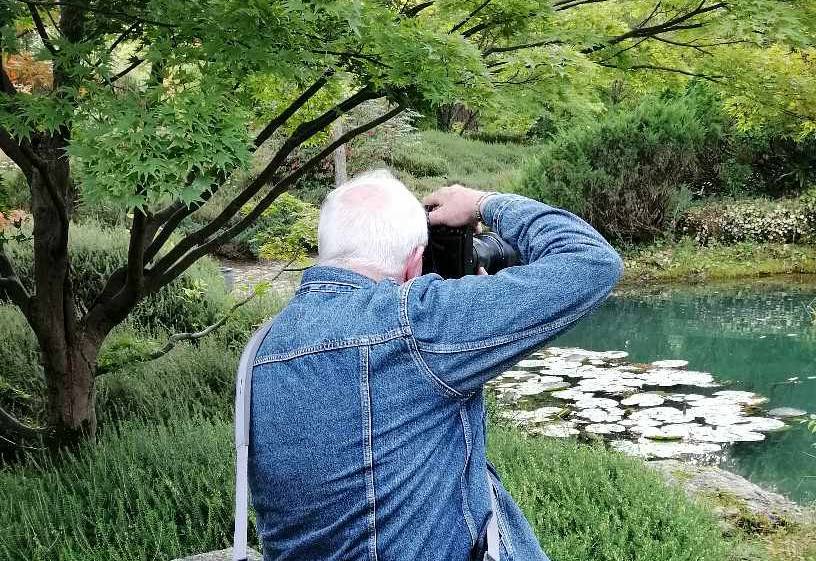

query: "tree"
left=0, top=0, right=804, bottom=445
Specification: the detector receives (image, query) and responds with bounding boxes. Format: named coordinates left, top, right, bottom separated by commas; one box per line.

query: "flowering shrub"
left=678, top=194, right=816, bottom=244
left=0, top=209, right=30, bottom=246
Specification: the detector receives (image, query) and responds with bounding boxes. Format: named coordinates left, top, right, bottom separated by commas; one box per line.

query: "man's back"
left=249, top=269, right=481, bottom=561
left=248, top=192, right=622, bottom=560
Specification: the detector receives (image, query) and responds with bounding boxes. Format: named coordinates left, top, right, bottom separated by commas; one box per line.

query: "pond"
left=551, top=276, right=816, bottom=505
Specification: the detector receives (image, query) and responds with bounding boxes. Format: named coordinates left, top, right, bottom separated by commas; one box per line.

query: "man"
left=248, top=169, right=622, bottom=561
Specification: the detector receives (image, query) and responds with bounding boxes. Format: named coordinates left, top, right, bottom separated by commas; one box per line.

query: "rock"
left=629, top=406, right=691, bottom=424
left=498, top=370, right=538, bottom=381
left=651, top=359, right=689, bottom=369
left=173, top=549, right=262, bottom=561
left=767, top=407, right=807, bottom=419
left=738, top=417, right=787, bottom=433
left=649, top=460, right=815, bottom=526
left=575, top=408, right=623, bottom=423
left=621, top=393, right=665, bottom=407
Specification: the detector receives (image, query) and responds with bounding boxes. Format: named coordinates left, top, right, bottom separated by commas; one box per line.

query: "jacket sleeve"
left=400, top=193, right=623, bottom=397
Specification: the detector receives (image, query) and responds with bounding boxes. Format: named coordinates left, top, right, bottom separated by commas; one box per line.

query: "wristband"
left=475, top=192, right=498, bottom=225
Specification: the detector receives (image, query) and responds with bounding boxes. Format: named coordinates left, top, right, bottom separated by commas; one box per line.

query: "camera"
left=422, top=221, right=519, bottom=279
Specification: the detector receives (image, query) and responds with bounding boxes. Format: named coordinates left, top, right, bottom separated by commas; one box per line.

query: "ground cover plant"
left=0, top=276, right=739, bottom=561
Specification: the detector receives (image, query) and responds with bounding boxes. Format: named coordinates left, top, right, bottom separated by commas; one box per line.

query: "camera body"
left=422, top=222, right=519, bottom=279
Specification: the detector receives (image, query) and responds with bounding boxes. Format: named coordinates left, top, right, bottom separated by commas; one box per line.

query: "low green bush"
left=488, top=426, right=729, bottom=561
left=0, top=305, right=43, bottom=425
left=1, top=220, right=230, bottom=333
left=678, top=195, right=816, bottom=245
left=243, top=193, right=319, bottom=261
left=0, top=171, right=30, bottom=212
left=518, top=95, right=723, bottom=243
left=0, top=416, right=247, bottom=561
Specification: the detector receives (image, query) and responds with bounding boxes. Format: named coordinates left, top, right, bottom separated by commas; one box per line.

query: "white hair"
left=318, top=169, right=428, bottom=278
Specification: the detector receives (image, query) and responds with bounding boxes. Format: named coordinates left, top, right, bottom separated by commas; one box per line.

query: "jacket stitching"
left=253, top=329, right=408, bottom=365
left=359, top=346, right=379, bottom=561
left=414, top=298, right=607, bottom=354
left=488, top=472, right=516, bottom=558
left=459, top=405, right=478, bottom=546
left=399, top=279, right=467, bottom=400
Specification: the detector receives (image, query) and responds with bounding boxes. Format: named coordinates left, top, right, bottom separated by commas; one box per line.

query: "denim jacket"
left=248, top=194, right=622, bottom=561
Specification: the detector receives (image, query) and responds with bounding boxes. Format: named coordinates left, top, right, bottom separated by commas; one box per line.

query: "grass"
left=389, top=130, right=540, bottom=197
left=1, top=279, right=812, bottom=560
left=487, top=425, right=730, bottom=561
left=622, top=238, right=816, bottom=284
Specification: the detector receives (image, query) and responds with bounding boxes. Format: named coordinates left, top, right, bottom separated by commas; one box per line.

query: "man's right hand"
left=422, top=185, right=489, bottom=227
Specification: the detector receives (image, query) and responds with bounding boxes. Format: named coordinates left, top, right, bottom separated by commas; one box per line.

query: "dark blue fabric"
left=248, top=194, right=622, bottom=561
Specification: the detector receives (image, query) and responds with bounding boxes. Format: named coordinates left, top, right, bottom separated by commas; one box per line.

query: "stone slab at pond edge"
left=650, top=460, right=815, bottom=527
left=172, top=548, right=262, bottom=561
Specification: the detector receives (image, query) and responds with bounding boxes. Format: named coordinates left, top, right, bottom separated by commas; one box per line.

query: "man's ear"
left=403, top=245, right=425, bottom=282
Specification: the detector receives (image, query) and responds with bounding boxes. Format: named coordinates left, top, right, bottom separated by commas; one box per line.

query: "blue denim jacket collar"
left=298, top=265, right=397, bottom=294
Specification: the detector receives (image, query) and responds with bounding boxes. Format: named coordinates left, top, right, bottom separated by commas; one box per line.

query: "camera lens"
left=472, top=232, right=519, bottom=274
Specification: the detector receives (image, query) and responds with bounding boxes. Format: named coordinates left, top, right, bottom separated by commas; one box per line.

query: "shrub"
left=488, top=426, right=729, bottom=561
left=1, top=220, right=229, bottom=333
left=678, top=195, right=816, bottom=245
left=0, top=305, right=43, bottom=427
left=244, top=193, right=319, bottom=261
left=0, top=171, right=30, bottom=212
left=518, top=95, right=723, bottom=243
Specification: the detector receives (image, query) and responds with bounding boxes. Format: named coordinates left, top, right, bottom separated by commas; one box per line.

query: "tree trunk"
left=42, top=333, right=101, bottom=443
left=27, top=135, right=100, bottom=444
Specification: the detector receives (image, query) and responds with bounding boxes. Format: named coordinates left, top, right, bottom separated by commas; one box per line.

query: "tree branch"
left=582, top=1, right=727, bottom=54
left=146, top=86, right=381, bottom=276
left=25, top=3, right=58, bottom=56
left=16, top=0, right=179, bottom=29
left=152, top=105, right=405, bottom=289
left=553, top=0, right=612, bottom=12
left=598, top=62, right=723, bottom=82
left=404, top=1, right=434, bottom=17
left=253, top=68, right=335, bottom=147
left=0, top=403, right=46, bottom=440
left=110, top=56, right=145, bottom=83
left=0, top=247, right=32, bottom=318
left=450, top=0, right=492, bottom=34
left=94, top=273, right=284, bottom=376
left=484, top=39, right=562, bottom=55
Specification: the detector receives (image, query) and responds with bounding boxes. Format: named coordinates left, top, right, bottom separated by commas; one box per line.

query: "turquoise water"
left=552, top=276, right=816, bottom=505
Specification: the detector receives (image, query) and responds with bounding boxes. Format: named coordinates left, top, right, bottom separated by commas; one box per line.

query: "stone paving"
left=220, top=259, right=306, bottom=297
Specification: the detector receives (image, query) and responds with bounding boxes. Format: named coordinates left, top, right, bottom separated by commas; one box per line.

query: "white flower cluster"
left=679, top=197, right=816, bottom=245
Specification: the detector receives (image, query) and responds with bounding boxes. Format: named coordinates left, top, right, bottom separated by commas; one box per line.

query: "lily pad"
left=585, top=423, right=626, bottom=435
left=621, top=393, right=665, bottom=407
left=531, top=422, right=579, bottom=438
left=767, top=407, right=807, bottom=419
left=651, top=359, right=689, bottom=369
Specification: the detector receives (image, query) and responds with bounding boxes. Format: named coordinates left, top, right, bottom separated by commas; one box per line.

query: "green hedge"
left=518, top=95, right=723, bottom=243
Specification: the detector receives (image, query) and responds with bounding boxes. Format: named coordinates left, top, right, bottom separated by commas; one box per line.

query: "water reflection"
left=552, top=276, right=816, bottom=504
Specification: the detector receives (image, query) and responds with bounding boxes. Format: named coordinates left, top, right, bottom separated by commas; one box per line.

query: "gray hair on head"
left=317, top=169, right=428, bottom=278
